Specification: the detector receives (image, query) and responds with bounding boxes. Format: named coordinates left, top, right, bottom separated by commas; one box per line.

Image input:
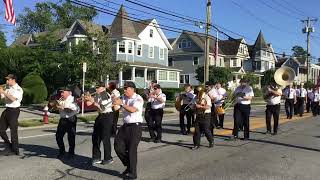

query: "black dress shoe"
left=121, top=168, right=130, bottom=176
left=209, top=142, right=214, bottom=148
left=56, top=153, right=65, bottom=159
left=265, top=131, right=272, bottom=135
left=272, top=132, right=277, bottom=135
left=124, top=173, right=137, bottom=179
left=154, top=139, right=161, bottom=143
left=191, top=146, right=200, bottom=150
left=148, top=138, right=155, bottom=142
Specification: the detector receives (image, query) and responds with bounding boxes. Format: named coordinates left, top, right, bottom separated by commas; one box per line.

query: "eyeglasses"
left=124, top=87, right=128, bottom=90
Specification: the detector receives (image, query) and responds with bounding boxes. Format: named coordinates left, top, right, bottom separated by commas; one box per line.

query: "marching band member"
left=191, top=86, right=213, bottom=150
left=296, top=83, right=307, bottom=117
left=310, top=88, right=319, bottom=116
left=212, top=81, right=227, bottom=129
left=86, top=82, right=114, bottom=165
left=283, top=83, right=296, bottom=119
left=147, top=84, right=166, bottom=143
left=0, top=74, right=23, bottom=156
left=265, top=81, right=282, bottom=135
left=232, top=78, right=254, bottom=140
left=56, top=87, right=80, bottom=159
left=143, top=80, right=157, bottom=131
left=113, top=82, right=143, bottom=180
left=205, top=81, right=216, bottom=135
left=108, top=81, right=121, bottom=135
left=306, top=87, right=313, bottom=113
left=293, top=84, right=298, bottom=115
left=179, top=84, right=195, bottom=135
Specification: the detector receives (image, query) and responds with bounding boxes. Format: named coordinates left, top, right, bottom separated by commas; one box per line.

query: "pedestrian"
left=283, top=83, right=296, bottom=119
left=265, top=81, right=282, bottom=135
left=55, top=87, right=79, bottom=159
left=0, top=74, right=23, bottom=156
left=178, top=84, right=195, bottom=135
left=86, top=82, right=114, bottom=165
left=212, top=81, right=227, bottom=129
left=113, top=81, right=143, bottom=179
left=296, top=83, right=307, bottom=117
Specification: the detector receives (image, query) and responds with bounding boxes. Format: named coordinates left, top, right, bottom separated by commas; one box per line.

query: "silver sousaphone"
left=274, top=66, right=296, bottom=87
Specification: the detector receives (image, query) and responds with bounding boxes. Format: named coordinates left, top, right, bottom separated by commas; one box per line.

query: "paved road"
left=0, top=107, right=320, bottom=180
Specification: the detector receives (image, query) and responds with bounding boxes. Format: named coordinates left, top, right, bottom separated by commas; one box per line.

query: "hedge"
left=21, top=73, right=48, bottom=104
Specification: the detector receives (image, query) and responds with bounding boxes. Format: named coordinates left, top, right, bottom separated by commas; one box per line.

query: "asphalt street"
left=0, top=106, right=320, bottom=180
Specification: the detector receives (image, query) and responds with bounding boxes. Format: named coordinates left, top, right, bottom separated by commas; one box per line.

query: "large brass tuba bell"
left=274, top=66, right=296, bottom=87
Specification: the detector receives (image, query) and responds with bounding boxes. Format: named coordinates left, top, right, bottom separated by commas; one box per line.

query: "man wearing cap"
left=179, top=83, right=196, bottom=135
left=0, top=74, right=23, bottom=156
left=147, top=84, right=166, bottom=143
left=265, top=81, right=282, bottom=135
left=283, top=83, right=296, bottom=119
left=231, top=78, right=254, bottom=140
left=296, top=84, right=307, bottom=117
left=55, top=87, right=80, bottom=159
left=212, top=81, right=228, bottom=129
left=113, top=81, right=143, bottom=179
left=108, top=81, right=121, bottom=135
left=86, top=82, right=114, bottom=165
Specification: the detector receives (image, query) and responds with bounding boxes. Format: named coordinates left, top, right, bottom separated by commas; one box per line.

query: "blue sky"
left=1, top=0, right=320, bottom=62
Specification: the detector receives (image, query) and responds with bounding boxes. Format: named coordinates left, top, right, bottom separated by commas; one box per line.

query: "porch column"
left=258, top=76, right=261, bottom=89
left=131, top=67, right=136, bottom=82
left=119, top=69, right=123, bottom=87
left=156, top=70, right=159, bottom=82
left=177, top=72, right=180, bottom=88
left=144, top=68, right=148, bottom=88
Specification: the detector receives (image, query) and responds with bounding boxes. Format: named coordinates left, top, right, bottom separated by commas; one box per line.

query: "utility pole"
left=301, top=17, right=317, bottom=82
left=204, top=0, right=211, bottom=83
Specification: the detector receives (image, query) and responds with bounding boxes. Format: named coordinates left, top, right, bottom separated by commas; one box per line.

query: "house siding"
left=169, top=55, right=204, bottom=74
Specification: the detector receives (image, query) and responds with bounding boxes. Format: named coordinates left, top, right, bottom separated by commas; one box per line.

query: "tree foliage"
left=261, top=69, right=276, bottom=86
left=15, top=0, right=97, bottom=35
left=292, top=45, right=307, bottom=57
left=21, top=73, right=48, bottom=104
left=0, top=31, right=7, bottom=49
left=195, top=66, right=233, bottom=85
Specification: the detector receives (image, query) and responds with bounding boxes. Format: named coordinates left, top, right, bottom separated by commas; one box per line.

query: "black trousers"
left=297, top=97, right=305, bottom=116
left=311, top=101, right=319, bottom=116
left=112, top=110, right=120, bottom=135
left=56, top=116, right=77, bottom=154
left=265, top=104, right=280, bottom=133
left=147, top=108, right=164, bottom=140
left=0, top=107, right=20, bottom=154
left=306, top=98, right=311, bottom=113
left=211, top=105, right=225, bottom=128
left=144, top=102, right=151, bottom=123
left=114, top=123, right=142, bottom=177
left=193, top=113, right=213, bottom=146
left=285, top=99, right=294, bottom=118
left=233, top=104, right=251, bottom=138
left=92, top=112, right=113, bottom=161
left=179, top=104, right=193, bottom=133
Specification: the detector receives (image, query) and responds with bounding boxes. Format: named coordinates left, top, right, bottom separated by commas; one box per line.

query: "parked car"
left=48, top=88, right=97, bottom=113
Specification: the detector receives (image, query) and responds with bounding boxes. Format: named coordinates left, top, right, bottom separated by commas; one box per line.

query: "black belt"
left=123, top=122, right=141, bottom=126
left=99, top=112, right=113, bottom=115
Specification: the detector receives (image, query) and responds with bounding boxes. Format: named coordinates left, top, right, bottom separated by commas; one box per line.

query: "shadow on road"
left=16, top=143, right=121, bottom=179
left=248, top=139, right=320, bottom=152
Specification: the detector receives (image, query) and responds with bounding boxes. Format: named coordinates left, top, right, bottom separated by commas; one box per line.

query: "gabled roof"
left=109, top=5, right=139, bottom=39
left=168, top=38, right=176, bottom=44
left=11, top=34, right=32, bottom=46
left=132, top=19, right=153, bottom=34
left=77, top=20, right=107, bottom=35
left=253, top=31, right=269, bottom=50
left=219, top=38, right=243, bottom=55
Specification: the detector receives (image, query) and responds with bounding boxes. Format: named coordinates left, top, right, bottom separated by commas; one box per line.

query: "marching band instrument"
left=274, top=66, right=295, bottom=87
left=48, top=97, right=65, bottom=111
left=112, top=94, right=124, bottom=111
left=174, top=92, right=184, bottom=111
left=195, top=86, right=207, bottom=115
left=0, top=84, right=7, bottom=91
left=215, top=106, right=225, bottom=115
left=262, top=84, right=279, bottom=101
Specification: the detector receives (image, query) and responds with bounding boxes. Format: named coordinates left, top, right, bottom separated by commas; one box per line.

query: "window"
left=232, top=59, right=237, bottom=67
left=180, top=75, right=184, bottom=83
left=150, top=29, right=153, bottom=37
left=149, top=46, right=154, bottom=58
left=168, top=57, right=173, bottom=66
left=137, top=44, right=142, bottom=56
left=187, top=41, right=191, bottom=48
left=178, top=39, right=191, bottom=49
left=256, top=51, right=260, bottom=56
left=169, top=72, right=177, bottom=81
left=262, top=50, right=267, bottom=56
left=209, top=56, right=215, bottom=66
left=160, top=48, right=164, bottom=59
left=193, top=57, right=199, bottom=65
left=159, top=70, right=167, bottom=80
left=180, top=74, right=189, bottom=84
left=118, top=41, right=125, bottom=53
left=135, top=70, right=144, bottom=77
left=128, top=42, right=133, bottom=54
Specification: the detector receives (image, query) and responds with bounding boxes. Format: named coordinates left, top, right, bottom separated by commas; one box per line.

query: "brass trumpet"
left=0, top=84, right=7, bottom=91
left=48, top=97, right=65, bottom=111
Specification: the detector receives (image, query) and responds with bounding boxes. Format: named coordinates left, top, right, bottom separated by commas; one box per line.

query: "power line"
left=255, top=0, right=301, bottom=20
left=278, top=0, right=316, bottom=18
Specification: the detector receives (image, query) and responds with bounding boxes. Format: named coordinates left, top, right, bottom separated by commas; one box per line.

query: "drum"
left=216, top=106, right=225, bottom=115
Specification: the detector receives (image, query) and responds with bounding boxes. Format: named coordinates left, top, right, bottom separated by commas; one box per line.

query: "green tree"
left=0, top=31, right=7, bottom=49
left=292, top=45, right=307, bottom=57
left=261, top=69, right=276, bottom=86
left=243, top=72, right=259, bottom=85
left=21, top=73, right=48, bottom=104
left=15, top=1, right=97, bottom=35
left=195, top=66, right=233, bottom=85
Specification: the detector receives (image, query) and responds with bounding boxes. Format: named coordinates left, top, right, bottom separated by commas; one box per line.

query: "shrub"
left=21, top=73, right=48, bottom=104
left=253, top=87, right=262, bottom=97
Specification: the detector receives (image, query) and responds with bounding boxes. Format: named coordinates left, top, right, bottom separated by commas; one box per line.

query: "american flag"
left=3, top=0, right=15, bottom=25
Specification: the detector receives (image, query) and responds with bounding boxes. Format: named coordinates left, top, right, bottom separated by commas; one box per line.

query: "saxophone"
left=195, top=86, right=207, bottom=115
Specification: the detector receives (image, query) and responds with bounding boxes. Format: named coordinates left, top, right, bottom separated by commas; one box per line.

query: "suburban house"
left=11, top=6, right=181, bottom=88
left=246, top=31, right=277, bottom=73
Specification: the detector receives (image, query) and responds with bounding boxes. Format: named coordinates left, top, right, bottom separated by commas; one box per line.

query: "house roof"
left=253, top=31, right=269, bottom=50
left=109, top=5, right=139, bottom=39
left=132, top=19, right=153, bottom=34
left=275, top=57, right=288, bottom=67
left=77, top=20, right=107, bottom=35
left=168, top=38, right=176, bottom=44
left=11, top=34, right=32, bottom=46
left=219, top=38, right=243, bottom=55
left=115, top=61, right=182, bottom=71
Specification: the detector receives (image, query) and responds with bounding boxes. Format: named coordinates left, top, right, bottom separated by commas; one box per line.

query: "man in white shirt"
left=179, top=84, right=196, bottom=135
left=113, top=82, right=143, bottom=179
left=306, top=87, right=313, bottom=113
left=212, top=81, right=227, bottom=129
left=310, top=88, right=320, bottom=116
left=296, top=83, right=307, bottom=117
left=108, top=81, right=121, bottom=135
left=265, top=81, right=282, bottom=135
left=56, top=87, right=80, bottom=159
left=86, top=82, right=114, bottom=165
left=191, top=86, right=213, bottom=150
left=205, top=81, right=216, bottom=135
left=232, top=78, right=254, bottom=140
left=0, top=74, right=23, bottom=156
left=147, top=84, right=166, bottom=143
left=283, top=83, right=296, bottom=119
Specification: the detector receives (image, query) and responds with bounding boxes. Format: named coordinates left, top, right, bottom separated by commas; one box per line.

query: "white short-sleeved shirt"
left=192, top=94, right=212, bottom=113
left=59, top=95, right=80, bottom=118
left=283, top=88, right=296, bottom=99
left=111, top=89, right=121, bottom=110
left=267, top=89, right=282, bottom=105
left=122, top=93, right=144, bottom=124
left=234, top=85, right=254, bottom=105
left=150, top=92, right=166, bottom=109
left=1, top=83, right=23, bottom=108
left=296, top=88, right=307, bottom=98
left=212, top=88, right=227, bottom=106
left=309, top=91, right=320, bottom=102
left=94, top=91, right=113, bottom=113
left=182, top=90, right=195, bottom=104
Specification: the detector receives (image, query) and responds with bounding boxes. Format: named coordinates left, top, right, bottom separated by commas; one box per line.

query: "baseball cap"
left=5, top=74, right=17, bottom=80
left=153, top=84, right=161, bottom=89
left=60, top=86, right=71, bottom=91
left=124, top=81, right=136, bottom=89
left=205, top=81, right=213, bottom=86
left=95, top=81, right=105, bottom=88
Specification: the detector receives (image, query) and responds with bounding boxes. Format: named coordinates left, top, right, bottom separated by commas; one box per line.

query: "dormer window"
left=178, top=39, right=191, bottom=49
left=150, top=29, right=153, bottom=38
left=118, top=41, right=125, bottom=53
